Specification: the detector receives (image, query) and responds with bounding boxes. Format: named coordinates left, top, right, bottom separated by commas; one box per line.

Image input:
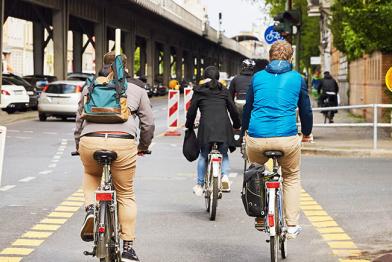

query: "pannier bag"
left=82, top=55, right=129, bottom=123
left=241, top=163, right=266, bottom=217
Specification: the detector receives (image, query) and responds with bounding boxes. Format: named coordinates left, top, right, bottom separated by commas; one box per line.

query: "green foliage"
left=134, top=47, right=140, bottom=76
left=331, top=0, right=392, bottom=61
left=264, top=0, right=320, bottom=70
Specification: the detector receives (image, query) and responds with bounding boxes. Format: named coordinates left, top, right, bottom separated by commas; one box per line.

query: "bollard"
left=0, top=126, right=6, bottom=186
left=183, top=87, right=193, bottom=120
left=165, top=90, right=181, bottom=136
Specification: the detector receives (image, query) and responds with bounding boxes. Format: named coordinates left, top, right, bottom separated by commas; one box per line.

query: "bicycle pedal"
left=83, top=250, right=95, bottom=256
left=266, top=239, right=270, bottom=243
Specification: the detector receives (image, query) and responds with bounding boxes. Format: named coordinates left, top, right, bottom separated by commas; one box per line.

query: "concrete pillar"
left=176, top=47, right=183, bottom=81
left=94, top=6, right=107, bottom=73
left=146, top=37, right=156, bottom=86
left=72, top=31, right=82, bottom=72
left=124, top=27, right=135, bottom=77
left=52, top=1, right=69, bottom=80
left=33, top=22, right=44, bottom=75
left=163, top=45, right=170, bottom=86
left=139, top=43, right=146, bottom=77
left=183, top=52, right=192, bottom=81
left=196, top=55, right=202, bottom=82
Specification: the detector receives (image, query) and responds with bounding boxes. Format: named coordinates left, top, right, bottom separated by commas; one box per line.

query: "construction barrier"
left=184, top=87, right=193, bottom=119
left=165, top=90, right=181, bottom=136
left=0, top=126, right=6, bottom=186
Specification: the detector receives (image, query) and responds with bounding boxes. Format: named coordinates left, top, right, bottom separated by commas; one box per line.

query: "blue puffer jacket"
left=242, top=60, right=313, bottom=138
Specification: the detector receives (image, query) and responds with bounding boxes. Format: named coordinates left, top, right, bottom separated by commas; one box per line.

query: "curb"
left=0, top=111, right=37, bottom=125
left=302, top=147, right=392, bottom=158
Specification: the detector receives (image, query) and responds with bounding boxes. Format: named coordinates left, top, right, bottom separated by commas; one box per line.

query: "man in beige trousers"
left=242, top=41, right=313, bottom=239
left=74, top=51, right=154, bottom=261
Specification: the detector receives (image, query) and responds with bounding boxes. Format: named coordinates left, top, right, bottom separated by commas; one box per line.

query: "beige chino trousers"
left=79, top=136, right=138, bottom=241
left=246, top=135, right=301, bottom=226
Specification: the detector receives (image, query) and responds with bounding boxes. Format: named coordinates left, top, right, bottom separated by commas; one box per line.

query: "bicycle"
left=254, top=150, right=287, bottom=262
left=320, top=92, right=337, bottom=124
left=204, top=143, right=223, bottom=221
left=72, top=149, right=150, bottom=262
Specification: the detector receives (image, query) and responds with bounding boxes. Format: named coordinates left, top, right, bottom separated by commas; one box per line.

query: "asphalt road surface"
left=0, top=96, right=390, bottom=262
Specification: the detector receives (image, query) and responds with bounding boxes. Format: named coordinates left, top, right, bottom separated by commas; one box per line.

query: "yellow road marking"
left=300, top=200, right=319, bottom=205
left=312, top=221, right=339, bottom=228
left=12, top=239, right=44, bottom=247
left=67, top=196, right=84, bottom=202
left=307, top=216, right=333, bottom=222
left=72, top=193, right=84, bottom=197
left=48, top=212, right=74, bottom=218
left=333, top=250, right=362, bottom=256
left=60, top=201, right=84, bottom=207
left=0, top=248, right=33, bottom=255
left=303, top=210, right=329, bottom=216
left=22, top=231, right=53, bottom=239
left=32, top=224, right=61, bottom=231
left=328, top=241, right=357, bottom=249
left=40, top=218, right=67, bottom=225
left=0, top=257, right=22, bottom=262
left=317, top=227, right=345, bottom=234
left=301, top=205, right=323, bottom=210
left=339, top=260, right=369, bottom=262
left=322, top=233, right=351, bottom=241
left=55, top=206, right=80, bottom=212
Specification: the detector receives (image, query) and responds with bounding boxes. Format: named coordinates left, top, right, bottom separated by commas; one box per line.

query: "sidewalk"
left=0, top=110, right=37, bottom=125
left=302, top=100, right=392, bottom=157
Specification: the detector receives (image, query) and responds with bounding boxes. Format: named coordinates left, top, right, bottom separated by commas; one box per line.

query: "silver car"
left=38, top=80, right=85, bottom=121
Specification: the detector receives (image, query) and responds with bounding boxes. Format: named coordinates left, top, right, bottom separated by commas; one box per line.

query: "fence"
left=309, top=104, right=392, bottom=150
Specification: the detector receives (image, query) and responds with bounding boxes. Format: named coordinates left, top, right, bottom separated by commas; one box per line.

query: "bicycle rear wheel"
left=209, top=177, right=218, bottom=221
left=270, top=195, right=280, bottom=262
left=97, top=202, right=119, bottom=262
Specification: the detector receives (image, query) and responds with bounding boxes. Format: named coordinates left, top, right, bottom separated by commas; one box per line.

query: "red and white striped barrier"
left=184, top=87, right=193, bottom=118
left=165, top=90, right=181, bottom=136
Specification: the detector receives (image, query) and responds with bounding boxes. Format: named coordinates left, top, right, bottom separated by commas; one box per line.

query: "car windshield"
left=45, top=84, right=78, bottom=94
left=4, top=75, right=33, bottom=91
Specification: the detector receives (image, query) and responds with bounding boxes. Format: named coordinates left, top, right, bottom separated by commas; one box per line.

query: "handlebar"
left=138, top=150, right=152, bottom=155
left=71, top=151, right=80, bottom=156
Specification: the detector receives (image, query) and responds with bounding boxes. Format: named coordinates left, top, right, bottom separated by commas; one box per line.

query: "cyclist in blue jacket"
left=242, top=40, right=313, bottom=239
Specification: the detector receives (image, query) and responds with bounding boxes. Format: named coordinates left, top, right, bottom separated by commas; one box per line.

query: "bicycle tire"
left=279, top=192, right=287, bottom=259
left=270, top=195, right=279, bottom=262
left=209, top=176, right=218, bottom=221
left=97, top=202, right=118, bottom=262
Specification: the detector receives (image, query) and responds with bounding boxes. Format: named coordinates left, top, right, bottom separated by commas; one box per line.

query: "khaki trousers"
left=246, top=135, right=301, bottom=226
left=79, top=136, right=138, bottom=241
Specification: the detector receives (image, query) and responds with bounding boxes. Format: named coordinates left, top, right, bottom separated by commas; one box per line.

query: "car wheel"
left=5, top=108, right=16, bottom=114
left=39, top=113, right=47, bottom=121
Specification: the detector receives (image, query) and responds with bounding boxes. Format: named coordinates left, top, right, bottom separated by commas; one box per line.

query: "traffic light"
left=273, top=10, right=301, bottom=36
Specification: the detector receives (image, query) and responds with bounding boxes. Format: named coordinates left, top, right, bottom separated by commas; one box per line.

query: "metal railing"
left=309, top=104, right=392, bottom=150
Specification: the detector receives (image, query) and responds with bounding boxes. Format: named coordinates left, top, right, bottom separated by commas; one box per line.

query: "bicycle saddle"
left=263, top=150, right=284, bottom=158
left=93, top=150, right=118, bottom=162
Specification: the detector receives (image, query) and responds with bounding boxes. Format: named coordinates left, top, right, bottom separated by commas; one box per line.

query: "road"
left=0, top=96, right=391, bottom=262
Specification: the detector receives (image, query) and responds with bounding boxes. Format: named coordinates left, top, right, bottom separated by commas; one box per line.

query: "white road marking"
left=53, top=155, right=61, bottom=160
left=229, top=172, right=238, bottom=178
left=170, top=144, right=177, bottom=147
left=0, top=185, right=16, bottom=191
left=7, top=130, right=20, bottom=133
left=15, top=136, right=32, bottom=140
left=39, top=170, right=53, bottom=175
left=56, top=151, right=63, bottom=155
left=48, top=164, right=57, bottom=168
left=43, top=132, right=57, bottom=135
left=19, top=176, right=36, bottom=183
left=6, top=136, right=12, bottom=138
left=23, top=130, right=34, bottom=133
left=51, top=159, right=59, bottom=163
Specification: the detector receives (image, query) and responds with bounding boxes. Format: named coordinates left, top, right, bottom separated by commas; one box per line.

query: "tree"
left=331, top=0, right=392, bottom=61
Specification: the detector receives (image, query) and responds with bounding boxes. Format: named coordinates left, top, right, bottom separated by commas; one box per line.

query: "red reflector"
left=42, top=85, right=49, bottom=92
left=266, top=181, right=280, bottom=189
left=75, top=85, right=82, bottom=93
left=96, top=192, right=113, bottom=201
left=212, top=158, right=221, bottom=162
left=98, top=226, right=105, bottom=233
left=268, top=214, right=275, bottom=227
left=1, top=90, right=10, bottom=95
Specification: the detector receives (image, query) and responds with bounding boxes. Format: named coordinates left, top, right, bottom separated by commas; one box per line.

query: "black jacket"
left=185, top=82, right=241, bottom=152
left=318, top=74, right=339, bottom=95
left=229, top=70, right=253, bottom=101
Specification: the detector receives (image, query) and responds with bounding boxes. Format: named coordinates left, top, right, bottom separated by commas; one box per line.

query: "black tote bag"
left=183, top=129, right=200, bottom=162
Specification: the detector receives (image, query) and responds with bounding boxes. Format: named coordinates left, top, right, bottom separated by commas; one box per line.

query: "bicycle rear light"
left=95, top=191, right=113, bottom=201
left=266, top=181, right=280, bottom=189
left=98, top=226, right=105, bottom=233
left=211, top=158, right=221, bottom=162
left=268, top=214, right=275, bottom=227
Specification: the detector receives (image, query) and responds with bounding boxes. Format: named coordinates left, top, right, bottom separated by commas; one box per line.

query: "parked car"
left=3, top=73, right=38, bottom=110
left=23, top=74, right=58, bottom=93
left=127, top=77, right=154, bottom=98
left=38, top=80, right=85, bottom=121
left=67, top=72, right=94, bottom=82
left=0, top=78, right=30, bottom=113
left=154, top=82, right=168, bottom=96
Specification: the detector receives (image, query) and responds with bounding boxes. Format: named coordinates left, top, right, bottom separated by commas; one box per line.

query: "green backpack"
left=81, top=55, right=129, bottom=123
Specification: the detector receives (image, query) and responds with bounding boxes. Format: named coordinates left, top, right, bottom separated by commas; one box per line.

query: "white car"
left=38, top=80, right=85, bottom=121
left=0, top=78, right=30, bottom=113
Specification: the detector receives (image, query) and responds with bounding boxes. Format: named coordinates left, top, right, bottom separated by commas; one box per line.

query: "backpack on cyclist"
left=241, top=163, right=266, bottom=217
left=81, top=55, right=129, bottom=123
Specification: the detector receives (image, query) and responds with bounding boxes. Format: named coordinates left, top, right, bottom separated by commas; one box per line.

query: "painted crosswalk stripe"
left=12, top=239, right=44, bottom=247
left=0, top=185, right=16, bottom=192
left=18, top=177, right=36, bottom=183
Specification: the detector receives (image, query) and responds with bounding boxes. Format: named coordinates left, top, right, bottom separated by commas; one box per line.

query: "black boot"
left=122, top=241, right=140, bottom=261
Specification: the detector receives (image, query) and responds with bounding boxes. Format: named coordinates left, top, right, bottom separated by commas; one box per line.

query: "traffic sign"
left=385, top=67, right=392, bottom=92
left=264, top=25, right=284, bottom=45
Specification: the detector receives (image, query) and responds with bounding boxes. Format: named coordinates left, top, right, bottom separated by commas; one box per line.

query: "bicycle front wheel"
left=209, top=177, right=218, bottom=221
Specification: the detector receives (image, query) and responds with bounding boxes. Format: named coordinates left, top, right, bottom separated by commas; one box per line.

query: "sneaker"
left=193, top=184, right=203, bottom=197
left=122, top=247, right=140, bottom=262
left=221, top=175, right=231, bottom=192
left=80, top=205, right=94, bottom=242
left=287, top=225, right=302, bottom=239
